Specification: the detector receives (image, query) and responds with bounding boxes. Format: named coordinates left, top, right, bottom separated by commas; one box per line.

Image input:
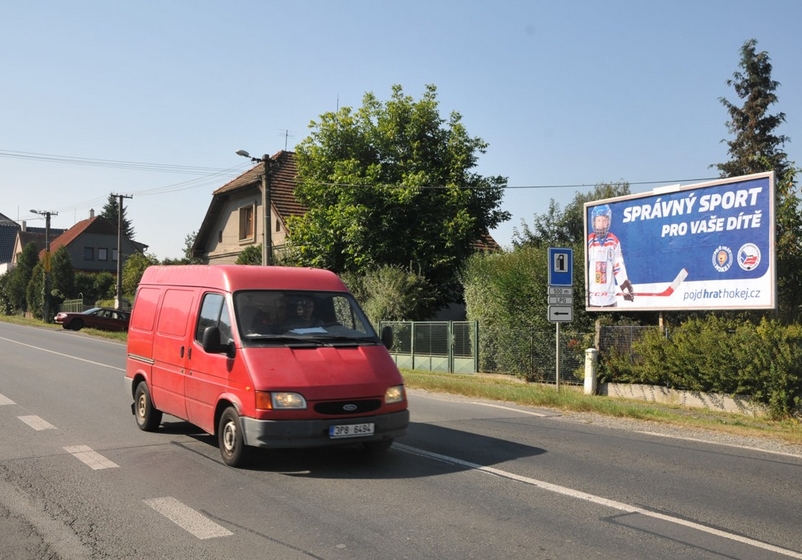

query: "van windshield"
left=234, top=290, right=378, bottom=344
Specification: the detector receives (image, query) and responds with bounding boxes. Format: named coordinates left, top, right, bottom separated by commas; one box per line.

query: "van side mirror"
left=380, top=325, right=394, bottom=350
left=202, top=326, right=235, bottom=358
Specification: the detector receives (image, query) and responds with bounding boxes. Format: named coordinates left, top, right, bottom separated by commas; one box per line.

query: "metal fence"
left=381, top=321, right=656, bottom=386
left=380, top=321, right=479, bottom=374
left=58, top=298, right=89, bottom=313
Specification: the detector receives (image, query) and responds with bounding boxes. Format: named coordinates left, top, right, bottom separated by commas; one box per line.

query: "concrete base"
left=599, top=382, right=768, bottom=417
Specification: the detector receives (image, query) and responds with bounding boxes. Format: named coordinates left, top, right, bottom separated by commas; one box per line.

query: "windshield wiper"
left=313, top=335, right=378, bottom=346
left=245, top=334, right=323, bottom=347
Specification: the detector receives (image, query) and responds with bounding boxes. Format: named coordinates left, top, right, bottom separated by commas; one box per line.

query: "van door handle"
left=179, top=346, right=184, bottom=358
left=187, top=348, right=192, bottom=360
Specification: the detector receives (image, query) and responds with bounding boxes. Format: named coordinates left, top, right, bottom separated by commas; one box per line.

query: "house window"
left=239, top=205, right=255, bottom=241
left=112, top=249, right=118, bottom=262
left=98, top=248, right=109, bottom=261
left=275, top=218, right=281, bottom=232
left=84, top=247, right=94, bottom=261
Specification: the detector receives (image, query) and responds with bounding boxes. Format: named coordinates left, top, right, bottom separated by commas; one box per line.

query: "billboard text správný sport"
left=584, top=172, right=775, bottom=311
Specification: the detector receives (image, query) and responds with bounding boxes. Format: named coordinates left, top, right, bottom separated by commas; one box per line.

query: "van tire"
left=218, top=407, right=250, bottom=467
left=134, top=382, right=162, bottom=431
left=364, top=439, right=393, bottom=453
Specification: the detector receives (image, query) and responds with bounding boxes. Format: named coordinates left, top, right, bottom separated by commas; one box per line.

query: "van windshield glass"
left=234, top=290, right=378, bottom=343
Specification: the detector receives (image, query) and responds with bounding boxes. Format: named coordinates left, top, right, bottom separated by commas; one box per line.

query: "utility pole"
left=112, top=193, right=133, bottom=309
left=261, top=155, right=272, bottom=266
left=236, top=150, right=272, bottom=265
left=29, top=209, right=58, bottom=322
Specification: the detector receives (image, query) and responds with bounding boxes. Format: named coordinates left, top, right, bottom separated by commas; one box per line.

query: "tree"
left=100, top=193, right=135, bottom=239
left=714, top=39, right=801, bottom=322
left=26, top=261, right=45, bottom=319
left=122, top=252, right=159, bottom=297
left=7, top=241, right=39, bottom=313
left=512, top=182, right=631, bottom=249
left=287, top=84, right=510, bottom=309
left=235, top=245, right=262, bottom=265
left=50, top=245, right=75, bottom=307
left=182, top=231, right=205, bottom=264
left=714, top=39, right=791, bottom=180
left=341, top=265, right=438, bottom=325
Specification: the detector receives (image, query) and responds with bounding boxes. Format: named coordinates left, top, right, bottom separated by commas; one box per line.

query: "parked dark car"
left=54, top=307, right=130, bottom=332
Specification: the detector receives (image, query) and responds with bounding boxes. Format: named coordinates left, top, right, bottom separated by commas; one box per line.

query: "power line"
left=1, top=147, right=719, bottom=193
left=0, top=149, right=233, bottom=174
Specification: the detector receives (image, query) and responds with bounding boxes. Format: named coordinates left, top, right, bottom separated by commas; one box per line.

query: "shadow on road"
left=160, top=419, right=545, bottom=478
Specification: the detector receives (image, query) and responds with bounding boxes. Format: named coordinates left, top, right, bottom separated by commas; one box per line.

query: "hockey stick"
left=620, top=268, right=688, bottom=297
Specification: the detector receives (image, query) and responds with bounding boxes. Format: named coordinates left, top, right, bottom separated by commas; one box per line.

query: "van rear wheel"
left=218, top=407, right=250, bottom=467
left=134, top=382, right=162, bottom=431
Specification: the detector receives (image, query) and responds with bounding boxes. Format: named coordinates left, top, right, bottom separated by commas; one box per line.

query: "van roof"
left=138, top=265, right=348, bottom=293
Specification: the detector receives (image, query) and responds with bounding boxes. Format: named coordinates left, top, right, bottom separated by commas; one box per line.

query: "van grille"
left=314, top=399, right=381, bottom=415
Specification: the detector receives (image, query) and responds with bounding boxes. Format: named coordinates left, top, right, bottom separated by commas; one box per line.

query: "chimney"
left=21, top=221, right=26, bottom=232
left=89, top=208, right=95, bottom=219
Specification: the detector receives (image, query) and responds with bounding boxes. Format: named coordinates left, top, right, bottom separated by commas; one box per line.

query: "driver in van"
left=248, top=296, right=286, bottom=335
left=286, top=296, right=322, bottom=329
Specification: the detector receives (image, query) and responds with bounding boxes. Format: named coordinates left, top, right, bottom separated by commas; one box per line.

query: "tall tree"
left=715, top=39, right=790, bottom=180
left=287, top=84, right=510, bottom=309
left=100, top=193, right=135, bottom=239
left=714, top=39, right=801, bottom=322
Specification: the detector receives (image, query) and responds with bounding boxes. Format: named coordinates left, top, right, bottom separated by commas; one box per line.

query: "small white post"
left=584, top=348, right=598, bottom=395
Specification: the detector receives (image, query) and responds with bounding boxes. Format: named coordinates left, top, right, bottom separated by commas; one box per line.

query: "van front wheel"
left=134, top=382, right=162, bottom=432
left=218, top=407, right=250, bottom=467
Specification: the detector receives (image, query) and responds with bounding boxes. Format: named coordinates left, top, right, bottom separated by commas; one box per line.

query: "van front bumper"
left=240, top=410, right=409, bottom=449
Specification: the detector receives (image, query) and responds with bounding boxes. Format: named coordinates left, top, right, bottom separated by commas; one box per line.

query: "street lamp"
left=236, top=150, right=272, bottom=266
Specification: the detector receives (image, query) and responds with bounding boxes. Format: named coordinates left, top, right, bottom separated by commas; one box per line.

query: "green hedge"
left=602, top=315, right=802, bottom=418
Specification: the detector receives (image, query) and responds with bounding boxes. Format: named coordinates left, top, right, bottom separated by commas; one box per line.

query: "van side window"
left=196, top=293, right=232, bottom=344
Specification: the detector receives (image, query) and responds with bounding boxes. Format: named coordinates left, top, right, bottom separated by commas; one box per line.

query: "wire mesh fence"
left=381, top=321, right=658, bottom=386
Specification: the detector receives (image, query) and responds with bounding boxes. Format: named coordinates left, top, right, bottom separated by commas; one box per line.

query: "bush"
left=603, top=315, right=802, bottom=419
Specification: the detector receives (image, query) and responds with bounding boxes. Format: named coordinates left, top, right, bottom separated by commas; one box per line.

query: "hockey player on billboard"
left=587, top=204, right=634, bottom=307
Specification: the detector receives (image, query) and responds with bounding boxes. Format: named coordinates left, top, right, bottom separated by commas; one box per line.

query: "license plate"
left=329, top=422, right=375, bottom=439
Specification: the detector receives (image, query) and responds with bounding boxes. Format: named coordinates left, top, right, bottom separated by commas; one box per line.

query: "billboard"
left=584, top=172, right=775, bottom=311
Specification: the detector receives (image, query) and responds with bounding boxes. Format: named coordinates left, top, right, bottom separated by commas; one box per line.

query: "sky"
left=2, top=1, right=801, bottom=261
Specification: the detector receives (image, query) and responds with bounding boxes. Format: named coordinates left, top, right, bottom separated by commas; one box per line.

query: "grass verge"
left=401, top=369, right=802, bottom=447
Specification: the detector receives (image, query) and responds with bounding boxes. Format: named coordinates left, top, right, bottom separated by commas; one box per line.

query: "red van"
left=125, top=265, right=409, bottom=467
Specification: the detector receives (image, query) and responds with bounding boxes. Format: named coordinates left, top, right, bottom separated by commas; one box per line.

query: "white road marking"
left=469, top=402, right=549, bottom=417
left=63, top=445, right=119, bottom=470
left=637, top=431, right=802, bottom=458
left=144, top=497, right=233, bottom=540
left=0, top=392, right=15, bottom=405
left=18, top=415, right=56, bottom=430
left=0, top=335, right=124, bottom=372
left=397, top=443, right=802, bottom=559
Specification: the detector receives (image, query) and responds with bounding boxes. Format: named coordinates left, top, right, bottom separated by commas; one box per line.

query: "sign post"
left=548, top=248, right=574, bottom=391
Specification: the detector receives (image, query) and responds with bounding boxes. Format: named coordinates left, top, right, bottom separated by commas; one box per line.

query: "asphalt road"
left=1, top=321, right=801, bottom=559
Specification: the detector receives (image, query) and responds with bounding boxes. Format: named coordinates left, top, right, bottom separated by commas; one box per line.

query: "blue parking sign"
left=548, top=247, right=573, bottom=286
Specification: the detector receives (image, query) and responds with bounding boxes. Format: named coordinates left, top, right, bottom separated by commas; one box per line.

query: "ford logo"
left=343, top=404, right=358, bottom=412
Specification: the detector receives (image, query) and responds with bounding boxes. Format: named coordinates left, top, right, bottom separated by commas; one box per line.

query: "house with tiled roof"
left=26, top=212, right=144, bottom=273
left=192, top=150, right=500, bottom=264
left=192, top=150, right=303, bottom=264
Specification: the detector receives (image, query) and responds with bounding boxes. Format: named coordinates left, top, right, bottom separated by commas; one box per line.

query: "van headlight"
left=256, top=392, right=307, bottom=410
left=384, top=385, right=405, bottom=404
